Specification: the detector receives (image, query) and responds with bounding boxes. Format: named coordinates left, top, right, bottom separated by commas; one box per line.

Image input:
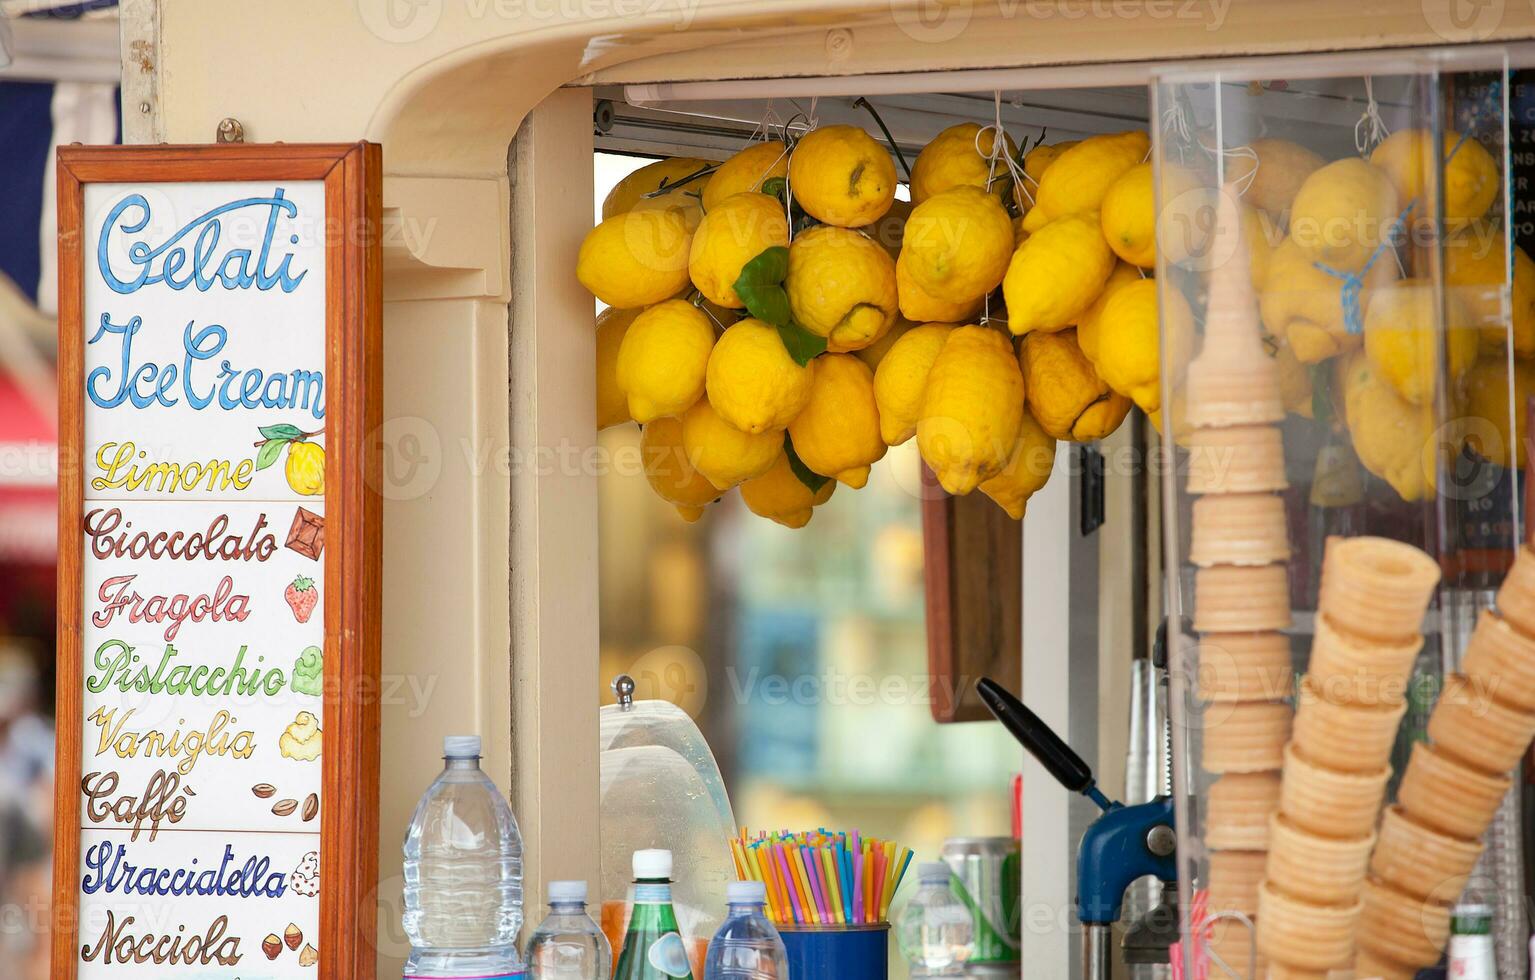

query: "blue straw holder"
left=778, top=924, right=889, bottom=980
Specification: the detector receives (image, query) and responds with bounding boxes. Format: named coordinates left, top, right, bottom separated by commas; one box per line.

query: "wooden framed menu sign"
left=52, top=144, right=383, bottom=980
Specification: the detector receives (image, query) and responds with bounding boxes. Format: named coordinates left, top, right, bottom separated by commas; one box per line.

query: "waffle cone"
left=1317, top=536, right=1440, bottom=644
left=1291, top=676, right=1406, bottom=774
left=1461, top=610, right=1535, bottom=712
left=1194, top=564, right=1293, bottom=633
left=1186, top=425, right=1288, bottom=494
left=1353, top=947, right=1419, bottom=980
left=1277, top=742, right=1390, bottom=839
left=1369, top=804, right=1482, bottom=903
left=1198, top=632, right=1294, bottom=702
left=1206, top=771, right=1282, bottom=849
left=1395, top=741, right=1511, bottom=839
left=1205, top=917, right=1264, bottom=979
left=1264, top=812, right=1373, bottom=905
left=1189, top=493, right=1291, bottom=567
left=1208, top=849, right=1268, bottom=916
left=1355, top=877, right=1450, bottom=969
left=1255, top=879, right=1360, bottom=971
left=1427, top=673, right=1535, bottom=776
left=1201, top=701, right=1293, bottom=774
left=1305, top=613, right=1419, bottom=707
left=1184, top=359, right=1285, bottom=429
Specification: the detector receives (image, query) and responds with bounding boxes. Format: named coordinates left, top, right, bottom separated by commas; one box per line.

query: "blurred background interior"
left=0, top=3, right=126, bottom=977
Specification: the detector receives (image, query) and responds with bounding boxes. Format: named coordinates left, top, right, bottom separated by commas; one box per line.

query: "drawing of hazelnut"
left=252, top=783, right=277, bottom=799
left=272, top=799, right=299, bottom=817
left=285, top=923, right=303, bottom=950
left=263, top=934, right=283, bottom=960
left=302, top=793, right=319, bottom=822
left=300, top=943, right=319, bottom=967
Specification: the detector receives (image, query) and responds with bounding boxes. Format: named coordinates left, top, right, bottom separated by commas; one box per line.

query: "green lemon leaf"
left=760, top=176, right=787, bottom=200
left=784, top=433, right=831, bottom=494
left=733, top=245, right=792, bottom=327
left=255, top=438, right=288, bottom=471
left=259, top=423, right=305, bottom=441
left=777, top=319, right=827, bottom=367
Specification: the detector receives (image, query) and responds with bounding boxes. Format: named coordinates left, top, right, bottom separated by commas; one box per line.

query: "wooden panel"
left=922, top=467, right=1023, bottom=724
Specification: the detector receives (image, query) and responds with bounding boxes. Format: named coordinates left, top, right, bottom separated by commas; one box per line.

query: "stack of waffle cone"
left=1187, top=192, right=1291, bottom=979
left=1260, top=536, right=1439, bottom=977
left=1356, top=545, right=1535, bottom=975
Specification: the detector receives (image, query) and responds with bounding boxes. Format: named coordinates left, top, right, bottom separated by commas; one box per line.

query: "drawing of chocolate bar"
left=286, top=508, right=325, bottom=560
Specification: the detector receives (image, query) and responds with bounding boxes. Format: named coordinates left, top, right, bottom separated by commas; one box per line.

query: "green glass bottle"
left=614, top=849, right=695, bottom=980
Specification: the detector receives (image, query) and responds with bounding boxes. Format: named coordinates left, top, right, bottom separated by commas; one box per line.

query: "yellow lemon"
left=578, top=209, right=693, bottom=309
left=1259, top=235, right=1397, bottom=364
left=979, top=408, right=1056, bottom=519
left=1076, top=262, right=1145, bottom=364
left=616, top=299, right=715, bottom=422
left=1033, top=130, right=1150, bottom=221
left=1023, top=140, right=1077, bottom=186
left=285, top=442, right=325, bottom=496
left=688, top=192, right=790, bottom=308
left=1363, top=278, right=1479, bottom=406
left=1371, top=128, right=1497, bottom=232
left=917, top=326, right=1026, bottom=495
left=897, top=252, right=985, bottom=324
left=786, top=353, right=887, bottom=488
left=910, top=122, right=1019, bottom=205
left=788, top=125, right=897, bottom=228
left=740, top=450, right=836, bottom=529
left=1093, top=278, right=1193, bottom=414
left=640, top=414, right=721, bottom=522
left=855, top=317, right=919, bottom=371
left=873, top=323, right=957, bottom=445
left=681, top=397, right=783, bottom=490
left=596, top=306, right=639, bottom=429
left=1341, top=350, right=1442, bottom=502
left=1223, top=138, right=1325, bottom=222
left=603, top=157, right=713, bottom=230
left=899, top=186, right=1014, bottom=305
left=1002, top=213, right=1115, bottom=335
left=1021, top=329, right=1131, bottom=442
left=786, top=225, right=900, bottom=352
left=1463, top=356, right=1535, bottom=468
left=703, top=141, right=789, bottom=210
left=1100, top=162, right=1157, bottom=268
left=705, top=318, right=814, bottom=433
left=1287, top=158, right=1400, bottom=273
left=1444, top=225, right=1535, bottom=357
left=1271, top=338, right=1314, bottom=419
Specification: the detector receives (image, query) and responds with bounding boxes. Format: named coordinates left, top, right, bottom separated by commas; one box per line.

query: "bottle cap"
left=443, top=735, right=482, bottom=758
left=918, top=861, right=951, bottom=883
left=727, top=880, right=767, bottom=905
left=548, top=880, right=587, bottom=904
left=633, top=848, right=673, bottom=880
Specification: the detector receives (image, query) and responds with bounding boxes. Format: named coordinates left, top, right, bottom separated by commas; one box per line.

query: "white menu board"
left=74, top=180, right=329, bottom=977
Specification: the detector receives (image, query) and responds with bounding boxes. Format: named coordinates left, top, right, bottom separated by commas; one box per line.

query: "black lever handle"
left=977, top=677, right=1094, bottom=795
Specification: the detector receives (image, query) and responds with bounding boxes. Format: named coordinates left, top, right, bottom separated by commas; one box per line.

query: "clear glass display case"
left=1153, top=48, right=1527, bottom=978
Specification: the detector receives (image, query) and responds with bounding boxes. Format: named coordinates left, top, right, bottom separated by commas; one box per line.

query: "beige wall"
left=135, top=0, right=1535, bottom=973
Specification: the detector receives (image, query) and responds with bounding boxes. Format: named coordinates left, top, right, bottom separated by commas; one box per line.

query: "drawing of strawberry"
left=285, top=577, right=318, bottom=623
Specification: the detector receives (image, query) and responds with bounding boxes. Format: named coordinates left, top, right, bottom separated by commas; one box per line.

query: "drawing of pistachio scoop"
left=255, top=424, right=326, bottom=496
left=279, top=711, right=323, bottom=762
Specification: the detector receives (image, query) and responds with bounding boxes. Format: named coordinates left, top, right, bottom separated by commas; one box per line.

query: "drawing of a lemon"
left=285, top=442, right=326, bottom=496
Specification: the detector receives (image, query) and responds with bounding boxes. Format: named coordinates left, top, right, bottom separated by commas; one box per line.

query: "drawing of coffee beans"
left=252, top=783, right=277, bottom=799
left=272, top=799, right=300, bottom=817
left=302, top=793, right=319, bottom=822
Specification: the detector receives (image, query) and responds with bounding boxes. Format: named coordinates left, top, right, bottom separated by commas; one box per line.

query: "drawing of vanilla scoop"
left=279, top=711, right=323, bottom=762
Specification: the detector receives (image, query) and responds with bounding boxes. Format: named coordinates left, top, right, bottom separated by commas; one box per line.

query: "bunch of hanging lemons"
left=578, top=119, right=1196, bottom=526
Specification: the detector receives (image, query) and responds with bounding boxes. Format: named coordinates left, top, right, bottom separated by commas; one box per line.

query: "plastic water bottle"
left=527, top=880, right=611, bottom=980
left=897, top=862, right=974, bottom=977
left=403, top=735, right=526, bottom=978
left=703, top=881, right=788, bottom=980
